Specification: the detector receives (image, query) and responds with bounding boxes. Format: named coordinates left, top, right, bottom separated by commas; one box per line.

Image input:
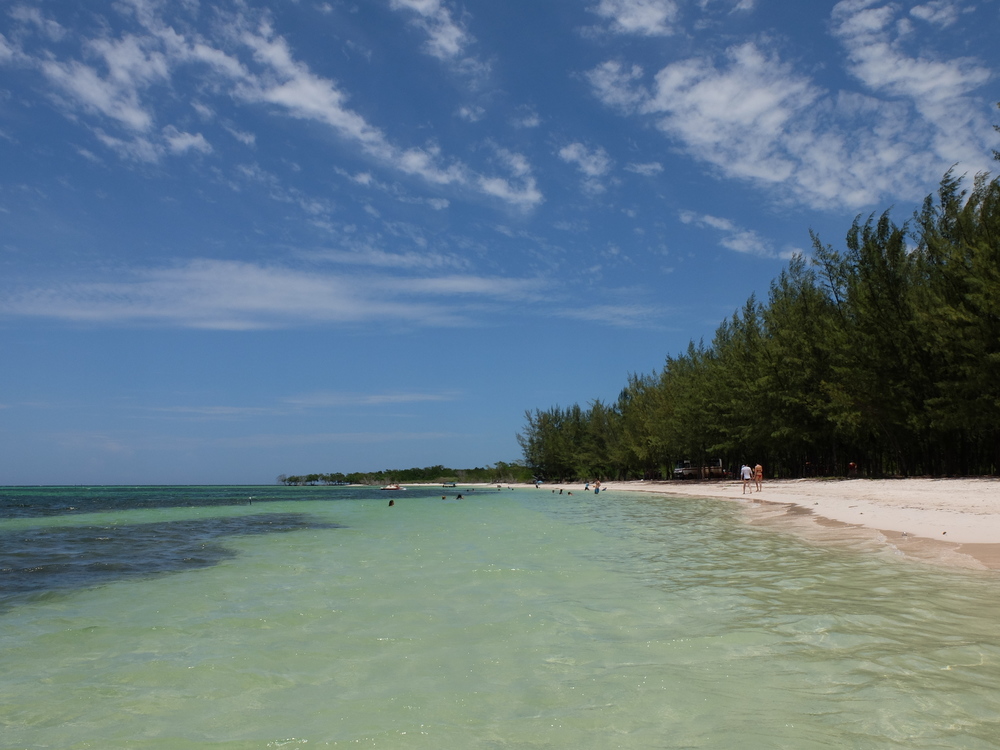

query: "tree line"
left=278, top=461, right=534, bottom=486
left=518, top=168, right=1000, bottom=481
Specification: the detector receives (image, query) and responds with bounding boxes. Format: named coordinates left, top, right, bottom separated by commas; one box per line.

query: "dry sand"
left=526, top=477, right=1000, bottom=570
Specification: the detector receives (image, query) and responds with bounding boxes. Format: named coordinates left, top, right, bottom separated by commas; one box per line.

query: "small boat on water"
left=380, top=483, right=404, bottom=491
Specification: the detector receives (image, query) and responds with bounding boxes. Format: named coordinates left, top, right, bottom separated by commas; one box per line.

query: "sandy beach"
left=523, top=477, right=1000, bottom=570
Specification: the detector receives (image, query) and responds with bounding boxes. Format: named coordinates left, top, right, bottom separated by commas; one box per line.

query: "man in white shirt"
left=740, top=464, right=753, bottom=494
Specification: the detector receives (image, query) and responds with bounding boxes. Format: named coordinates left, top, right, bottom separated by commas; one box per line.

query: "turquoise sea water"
left=1, top=485, right=998, bottom=749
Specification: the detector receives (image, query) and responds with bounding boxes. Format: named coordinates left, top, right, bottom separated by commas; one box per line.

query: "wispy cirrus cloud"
left=282, top=391, right=457, bottom=408
left=147, top=405, right=278, bottom=418
left=0, top=259, right=546, bottom=330
left=8, top=5, right=67, bottom=41
left=144, top=391, right=458, bottom=418
left=50, top=429, right=460, bottom=452
left=2, top=2, right=540, bottom=208
left=303, top=245, right=469, bottom=271
left=679, top=210, right=785, bottom=258
left=216, top=431, right=461, bottom=449
left=233, top=20, right=535, bottom=206
left=558, top=302, right=664, bottom=327
left=127, top=391, right=459, bottom=422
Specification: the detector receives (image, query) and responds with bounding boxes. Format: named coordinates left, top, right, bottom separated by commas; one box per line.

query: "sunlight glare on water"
left=1, top=485, right=998, bottom=749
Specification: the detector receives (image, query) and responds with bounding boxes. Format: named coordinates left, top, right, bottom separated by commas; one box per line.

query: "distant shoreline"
left=517, top=477, right=1000, bottom=571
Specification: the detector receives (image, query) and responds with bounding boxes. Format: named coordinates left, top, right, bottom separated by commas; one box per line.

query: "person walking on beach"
left=740, top=464, right=753, bottom=494
left=754, top=463, right=763, bottom=492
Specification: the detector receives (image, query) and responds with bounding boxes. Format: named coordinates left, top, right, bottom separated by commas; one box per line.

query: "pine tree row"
left=519, top=170, right=1000, bottom=480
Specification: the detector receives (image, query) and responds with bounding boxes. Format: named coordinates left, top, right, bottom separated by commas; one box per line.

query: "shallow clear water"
left=1, top=485, right=998, bottom=749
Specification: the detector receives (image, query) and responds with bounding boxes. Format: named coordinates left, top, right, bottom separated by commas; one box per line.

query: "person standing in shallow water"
left=740, top=464, right=753, bottom=494
left=754, top=463, right=763, bottom=492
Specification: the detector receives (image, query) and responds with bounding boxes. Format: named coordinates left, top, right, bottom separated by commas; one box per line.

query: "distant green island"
left=277, top=462, right=535, bottom=486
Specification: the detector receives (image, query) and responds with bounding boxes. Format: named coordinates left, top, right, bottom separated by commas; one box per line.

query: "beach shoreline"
left=515, top=477, right=1000, bottom=570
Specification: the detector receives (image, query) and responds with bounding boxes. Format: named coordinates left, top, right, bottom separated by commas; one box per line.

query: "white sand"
left=524, top=477, right=1000, bottom=569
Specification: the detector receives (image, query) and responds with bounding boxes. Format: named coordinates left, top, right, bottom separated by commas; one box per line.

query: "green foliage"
left=518, top=171, right=1000, bottom=480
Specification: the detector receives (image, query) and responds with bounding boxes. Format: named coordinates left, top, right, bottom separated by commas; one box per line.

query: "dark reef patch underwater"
left=1, top=506, right=342, bottom=611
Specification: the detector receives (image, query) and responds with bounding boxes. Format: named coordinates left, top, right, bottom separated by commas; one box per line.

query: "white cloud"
left=625, top=161, right=663, bottom=176
left=53, top=428, right=459, bottom=451
left=218, top=431, right=459, bottom=449
left=235, top=28, right=398, bottom=156
left=679, top=210, right=775, bottom=257
left=831, top=0, right=993, bottom=172
left=40, top=56, right=159, bottom=132
left=0, top=260, right=443, bottom=329
left=191, top=101, right=213, bottom=119
left=94, top=129, right=161, bottom=163
left=281, top=391, right=456, bottom=408
left=10, top=4, right=541, bottom=208
left=0, top=260, right=543, bottom=329
left=589, top=6, right=997, bottom=212
left=389, top=274, right=539, bottom=298
left=477, top=146, right=543, bottom=208
left=559, top=143, right=612, bottom=177
left=559, top=303, right=662, bottom=327
left=511, top=108, right=541, bottom=128
left=76, top=147, right=102, bottom=162
left=9, top=5, right=65, bottom=41
left=387, top=0, right=490, bottom=81
left=306, top=245, right=467, bottom=270
left=909, top=0, right=961, bottom=27
left=643, top=43, right=817, bottom=183
left=231, top=22, right=536, bottom=205
left=163, top=125, right=211, bottom=155
left=225, top=125, right=256, bottom=146
left=150, top=404, right=277, bottom=418
left=390, top=0, right=472, bottom=61
left=11, top=8, right=234, bottom=162
left=590, top=0, right=681, bottom=36
left=0, top=33, right=16, bottom=63
left=833, top=0, right=989, bottom=102
left=456, top=104, right=485, bottom=122
left=586, top=60, right=648, bottom=113
left=559, top=142, right=613, bottom=194
left=478, top=175, right=543, bottom=207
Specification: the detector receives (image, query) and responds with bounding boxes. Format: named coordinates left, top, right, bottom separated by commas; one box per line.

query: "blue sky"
left=1, top=0, right=998, bottom=485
